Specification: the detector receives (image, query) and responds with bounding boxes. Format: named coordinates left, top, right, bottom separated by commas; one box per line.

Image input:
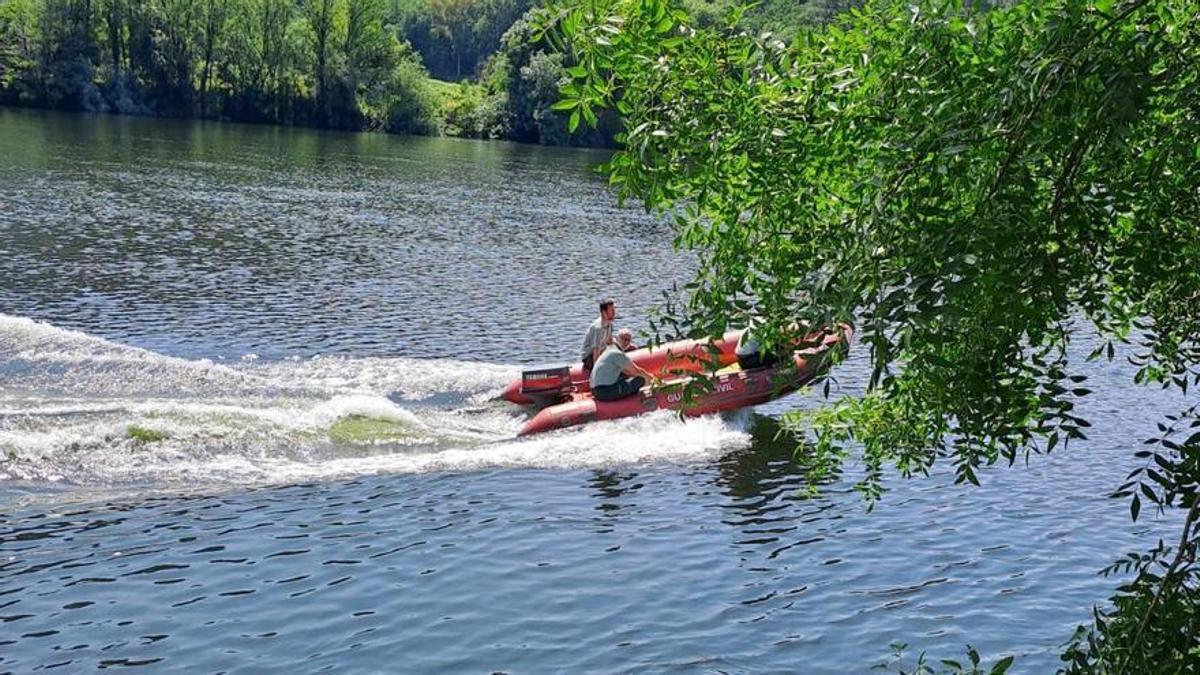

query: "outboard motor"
left=518, top=365, right=573, bottom=405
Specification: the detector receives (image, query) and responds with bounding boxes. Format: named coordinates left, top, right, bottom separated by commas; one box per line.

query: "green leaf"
left=1140, top=483, right=1158, bottom=503
left=989, top=655, right=1015, bottom=675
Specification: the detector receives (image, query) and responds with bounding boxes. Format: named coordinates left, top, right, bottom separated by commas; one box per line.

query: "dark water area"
left=0, top=107, right=1188, bottom=672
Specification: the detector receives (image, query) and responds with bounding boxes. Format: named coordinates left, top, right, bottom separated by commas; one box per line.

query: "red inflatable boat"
left=505, top=326, right=851, bottom=436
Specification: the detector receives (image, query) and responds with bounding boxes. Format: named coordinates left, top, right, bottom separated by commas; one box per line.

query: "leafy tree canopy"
left=543, top=0, right=1200, bottom=669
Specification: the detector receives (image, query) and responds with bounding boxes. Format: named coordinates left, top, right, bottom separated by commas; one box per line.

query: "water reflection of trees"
left=711, top=414, right=843, bottom=560
left=713, top=414, right=842, bottom=503
left=588, top=469, right=642, bottom=517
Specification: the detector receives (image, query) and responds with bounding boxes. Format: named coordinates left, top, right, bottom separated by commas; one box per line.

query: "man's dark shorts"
left=592, top=375, right=646, bottom=402
left=738, top=351, right=779, bottom=370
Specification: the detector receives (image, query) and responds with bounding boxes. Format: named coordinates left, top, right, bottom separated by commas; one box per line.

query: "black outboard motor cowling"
left=520, top=365, right=573, bottom=404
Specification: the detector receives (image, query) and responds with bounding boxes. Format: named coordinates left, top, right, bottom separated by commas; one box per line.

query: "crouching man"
left=590, top=329, right=654, bottom=402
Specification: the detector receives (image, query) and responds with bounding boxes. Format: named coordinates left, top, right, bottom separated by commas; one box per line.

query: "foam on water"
left=0, top=313, right=255, bottom=396
left=257, top=412, right=749, bottom=482
left=0, top=314, right=751, bottom=486
left=249, top=355, right=517, bottom=402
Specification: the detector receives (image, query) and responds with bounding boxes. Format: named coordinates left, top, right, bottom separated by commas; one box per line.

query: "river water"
left=0, top=108, right=1187, bottom=672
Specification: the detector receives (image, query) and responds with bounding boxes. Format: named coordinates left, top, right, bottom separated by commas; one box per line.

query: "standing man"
left=581, top=298, right=616, bottom=373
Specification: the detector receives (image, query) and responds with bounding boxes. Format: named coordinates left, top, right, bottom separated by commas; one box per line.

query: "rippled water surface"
left=0, top=108, right=1187, bottom=672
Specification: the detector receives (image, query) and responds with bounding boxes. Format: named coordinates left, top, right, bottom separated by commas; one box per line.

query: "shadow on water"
left=573, top=415, right=835, bottom=521
left=709, top=415, right=845, bottom=564
left=588, top=469, right=643, bottom=515
left=714, top=414, right=839, bottom=501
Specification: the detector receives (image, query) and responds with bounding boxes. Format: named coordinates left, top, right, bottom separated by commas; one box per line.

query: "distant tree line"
left=0, top=0, right=443, bottom=131
left=0, top=0, right=619, bottom=143
left=0, top=0, right=855, bottom=143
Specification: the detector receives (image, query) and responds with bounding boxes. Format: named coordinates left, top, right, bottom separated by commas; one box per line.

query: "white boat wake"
left=0, top=314, right=752, bottom=486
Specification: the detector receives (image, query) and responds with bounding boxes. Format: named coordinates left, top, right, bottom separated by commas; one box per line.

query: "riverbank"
left=0, top=74, right=614, bottom=147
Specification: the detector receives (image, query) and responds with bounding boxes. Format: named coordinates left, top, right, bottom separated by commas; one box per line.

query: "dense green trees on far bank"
left=393, top=0, right=530, bottom=81
left=0, top=0, right=626, bottom=143
left=0, top=0, right=437, bottom=130
left=0, top=0, right=858, bottom=143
